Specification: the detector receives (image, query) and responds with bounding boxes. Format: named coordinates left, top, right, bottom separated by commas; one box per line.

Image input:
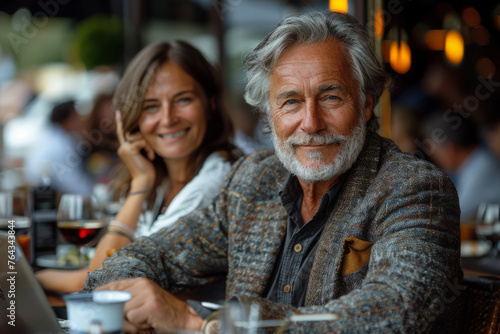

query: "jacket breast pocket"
left=338, top=237, right=373, bottom=296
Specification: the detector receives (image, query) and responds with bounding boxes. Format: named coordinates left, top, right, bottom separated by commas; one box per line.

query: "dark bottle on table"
left=30, top=183, right=58, bottom=265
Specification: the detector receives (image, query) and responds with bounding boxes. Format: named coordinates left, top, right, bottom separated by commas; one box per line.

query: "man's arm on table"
left=84, top=203, right=230, bottom=332
left=84, top=154, right=247, bottom=291
left=83, top=158, right=241, bottom=332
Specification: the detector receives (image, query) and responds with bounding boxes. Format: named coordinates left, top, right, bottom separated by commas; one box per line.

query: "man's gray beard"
left=271, top=116, right=367, bottom=183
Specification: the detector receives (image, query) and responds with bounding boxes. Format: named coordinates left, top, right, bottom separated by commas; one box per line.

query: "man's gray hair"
left=243, top=11, right=389, bottom=131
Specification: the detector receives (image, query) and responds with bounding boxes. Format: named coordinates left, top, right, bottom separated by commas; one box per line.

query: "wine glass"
left=475, top=203, right=500, bottom=258
left=56, top=194, right=105, bottom=268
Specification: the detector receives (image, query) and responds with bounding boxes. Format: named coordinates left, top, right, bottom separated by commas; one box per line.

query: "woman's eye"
left=178, top=97, right=193, bottom=104
left=177, top=96, right=194, bottom=105
left=326, top=95, right=339, bottom=101
left=143, top=104, right=159, bottom=112
left=285, top=99, right=297, bottom=105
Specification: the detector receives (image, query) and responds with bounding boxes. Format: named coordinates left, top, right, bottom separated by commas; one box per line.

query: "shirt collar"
left=279, top=173, right=345, bottom=221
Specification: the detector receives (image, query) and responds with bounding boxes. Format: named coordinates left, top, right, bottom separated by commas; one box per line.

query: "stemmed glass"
left=56, top=194, right=105, bottom=268
left=475, top=203, right=500, bottom=258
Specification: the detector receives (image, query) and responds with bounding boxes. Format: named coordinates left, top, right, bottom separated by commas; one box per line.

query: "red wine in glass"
left=58, top=221, right=105, bottom=247
left=57, top=194, right=103, bottom=268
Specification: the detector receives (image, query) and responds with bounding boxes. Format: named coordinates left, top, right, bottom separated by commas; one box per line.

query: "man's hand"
left=97, top=277, right=203, bottom=333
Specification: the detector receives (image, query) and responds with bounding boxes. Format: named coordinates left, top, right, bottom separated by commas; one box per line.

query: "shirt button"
left=283, top=284, right=291, bottom=293
left=294, top=243, right=303, bottom=253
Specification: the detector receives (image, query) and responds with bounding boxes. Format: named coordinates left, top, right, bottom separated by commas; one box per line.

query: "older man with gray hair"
left=85, top=11, right=463, bottom=333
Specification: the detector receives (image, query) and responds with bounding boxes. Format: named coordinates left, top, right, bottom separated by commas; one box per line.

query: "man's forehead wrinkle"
left=275, top=83, right=343, bottom=99
left=318, top=83, right=343, bottom=92
left=274, top=59, right=338, bottom=70
left=277, top=89, right=301, bottom=99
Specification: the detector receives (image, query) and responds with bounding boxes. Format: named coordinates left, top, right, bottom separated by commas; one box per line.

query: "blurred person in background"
left=24, top=100, right=94, bottom=195
left=85, top=93, right=120, bottom=185
left=484, top=120, right=500, bottom=161
left=479, top=93, right=500, bottom=162
left=391, top=104, right=427, bottom=158
left=36, top=40, right=240, bottom=293
left=390, top=86, right=437, bottom=161
left=423, top=112, right=500, bottom=221
left=231, top=93, right=273, bottom=155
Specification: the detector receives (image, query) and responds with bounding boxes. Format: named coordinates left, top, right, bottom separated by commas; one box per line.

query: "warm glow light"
left=330, top=0, right=348, bottom=13
left=425, top=30, right=447, bottom=50
left=374, top=9, right=384, bottom=39
left=472, top=25, right=490, bottom=46
left=462, top=7, right=481, bottom=27
left=381, top=40, right=392, bottom=63
left=444, top=30, right=464, bottom=65
left=389, top=41, right=411, bottom=74
left=476, top=58, right=496, bottom=78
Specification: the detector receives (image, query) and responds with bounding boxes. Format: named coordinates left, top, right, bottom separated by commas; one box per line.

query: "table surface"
left=461, top=256, right=500, bottom=278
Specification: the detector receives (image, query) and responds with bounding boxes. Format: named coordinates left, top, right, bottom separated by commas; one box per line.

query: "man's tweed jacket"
left=85, top=131, right=463, bottom=333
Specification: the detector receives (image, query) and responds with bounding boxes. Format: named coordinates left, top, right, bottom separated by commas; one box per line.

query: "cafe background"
left=0, top=0, right=499, bottom=264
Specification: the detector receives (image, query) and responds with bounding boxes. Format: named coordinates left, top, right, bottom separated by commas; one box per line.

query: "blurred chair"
left=462, top=276, right=500, bottom=334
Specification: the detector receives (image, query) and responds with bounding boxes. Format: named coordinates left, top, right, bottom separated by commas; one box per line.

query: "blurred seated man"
left=485, top=120, right=500, bottom=161
left=24, top=100, right=94, bottom=195
left=84, top=11, right=463, bottom=333
left=423, top=112, right=500, bottom=221
left=391, top=104, right=425, bottom=155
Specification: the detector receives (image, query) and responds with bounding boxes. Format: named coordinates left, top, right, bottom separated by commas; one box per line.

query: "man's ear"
left=364, top=96, right=373, bottom=122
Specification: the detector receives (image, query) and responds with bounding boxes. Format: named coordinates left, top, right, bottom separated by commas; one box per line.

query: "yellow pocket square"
left=341, top=237, right=373, bottom=276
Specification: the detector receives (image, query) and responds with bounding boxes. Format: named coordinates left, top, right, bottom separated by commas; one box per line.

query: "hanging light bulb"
left=389, top=41, right=411, bottom=74
left=374, top=8, right=384, bottom=39
left=444, top=30, right=464, bottom=65
left=330, top=0, right=348, bottom=13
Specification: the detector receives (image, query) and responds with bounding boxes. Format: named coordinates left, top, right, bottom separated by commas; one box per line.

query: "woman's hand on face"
left=116, top=111, right=156, bottom=189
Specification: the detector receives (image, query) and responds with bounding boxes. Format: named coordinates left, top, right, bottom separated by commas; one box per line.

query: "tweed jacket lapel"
left=227, top=155, right=289, bottom=298
left=304, top=131, right=381, bottom=306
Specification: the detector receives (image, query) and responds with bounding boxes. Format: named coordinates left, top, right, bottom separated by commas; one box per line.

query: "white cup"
left=63, top=290, right=131, bottom=334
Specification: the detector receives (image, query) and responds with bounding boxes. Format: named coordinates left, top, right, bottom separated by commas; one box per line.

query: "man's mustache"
left=286, top=133, right=347, bottom=146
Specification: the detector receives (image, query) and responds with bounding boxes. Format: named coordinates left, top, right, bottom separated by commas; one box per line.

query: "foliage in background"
left=74, top=15, right=124, bottom=70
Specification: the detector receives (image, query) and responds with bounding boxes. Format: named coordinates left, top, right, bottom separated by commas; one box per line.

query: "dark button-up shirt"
left=264, top=174, right=344, bottom=307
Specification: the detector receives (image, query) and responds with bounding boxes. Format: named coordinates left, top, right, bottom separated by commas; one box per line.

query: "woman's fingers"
left=115, top=111, right=126, bottom=145
left=144, top=144, right=156, bottom=161
left=116, top=111, right=144, bottom=148
left=123, top=129, right=141, bottom=143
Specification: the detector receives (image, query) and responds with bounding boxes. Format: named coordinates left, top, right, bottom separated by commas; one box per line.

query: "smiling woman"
left=137, top=61, right=208, bottom=166
left=35, top=41, right=241, bottom=293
